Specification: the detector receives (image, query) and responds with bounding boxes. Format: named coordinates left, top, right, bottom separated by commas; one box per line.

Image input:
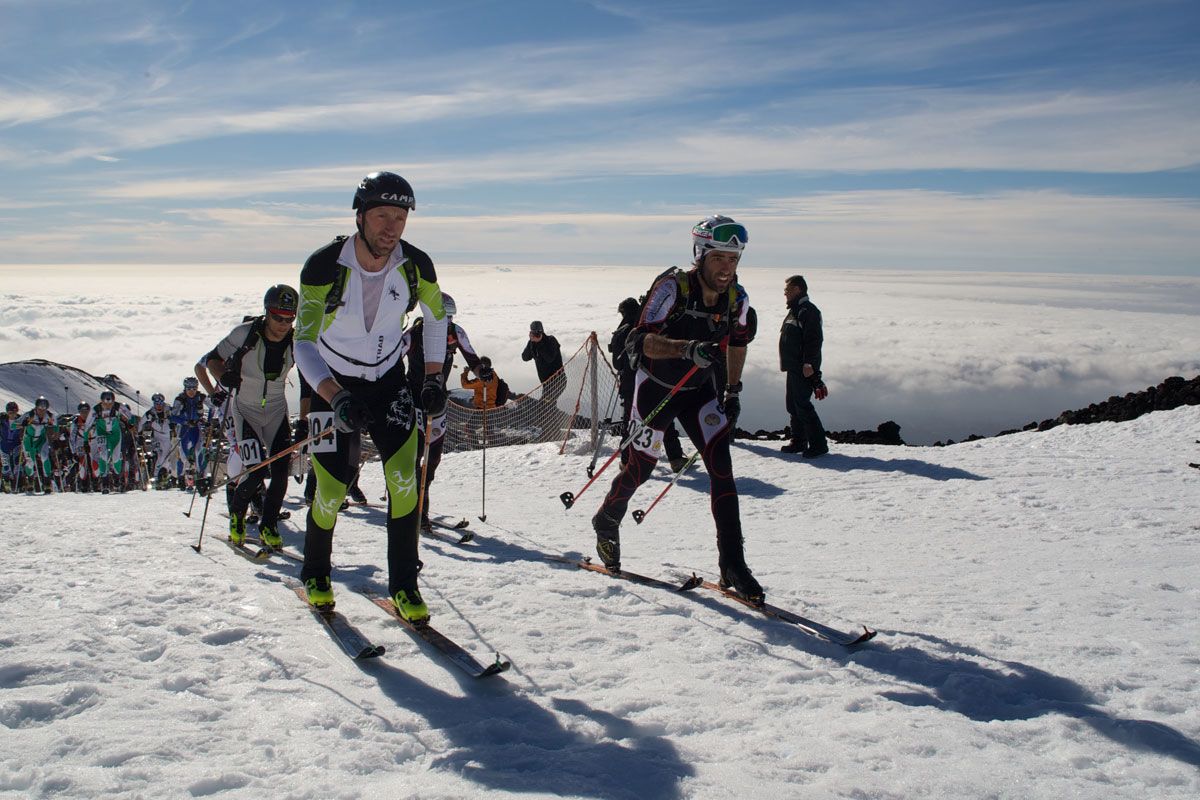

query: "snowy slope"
left=2, top=407, right=1198, bottom=799
left=0, top=360, right=144, bottom=416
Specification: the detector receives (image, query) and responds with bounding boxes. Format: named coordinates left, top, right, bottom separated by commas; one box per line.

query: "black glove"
left=331, top=390, right=372, bottom=433
left=681, top=340, right=717, bottom=368
left=218, top=368, right=241, bottom=390
left=421, top=374, right=447, bottom=418
left=723, top=393, right=741, bottom=431
left=210, top=389, right=229, bottom=407
left=292, top=418, right=309, bottom=444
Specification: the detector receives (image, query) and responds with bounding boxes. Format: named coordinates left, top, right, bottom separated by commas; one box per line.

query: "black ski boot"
left=592, top=510, right=621, bottom=571
left=719, top=561, right=765, bottom=606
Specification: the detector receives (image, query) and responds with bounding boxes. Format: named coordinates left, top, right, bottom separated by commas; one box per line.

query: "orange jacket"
left=460, top=370, right=501, bottom=409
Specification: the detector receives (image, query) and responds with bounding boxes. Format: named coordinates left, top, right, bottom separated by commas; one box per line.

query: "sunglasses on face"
left=268, top=312, right=295, bottom=324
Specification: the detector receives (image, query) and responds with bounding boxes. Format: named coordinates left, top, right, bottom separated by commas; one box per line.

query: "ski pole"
left=182, top=422, right=216, bottom=516
left=191, top=441, right=228, bottom=553
left=631, top=450, right=701, bottom=524
left=416, top=414, right=433, bottom=527
left=560, top=364, right=699, bottom=509
left=479, top=385, right=488, bottom=522
left=201, top=430, right=326, bottom=500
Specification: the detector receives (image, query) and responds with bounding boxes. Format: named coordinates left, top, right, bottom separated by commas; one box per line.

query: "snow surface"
left=2, top=403, right=1198, bottom=799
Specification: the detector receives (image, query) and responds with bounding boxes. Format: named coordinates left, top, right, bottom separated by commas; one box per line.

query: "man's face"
left=359, top=206, right=409, bottom=257
left=701, top=251, right=740, bottom=292
left=185, top=388, right=197, bottom=398
left=784, top=282, right=803, bottom=304
left=265, top=311, right=294, bottom=338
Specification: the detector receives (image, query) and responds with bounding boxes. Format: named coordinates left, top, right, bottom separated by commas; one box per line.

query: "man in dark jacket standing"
left=779, top=275, right=829, bottom=457
left=522, top=321, right=566, bottom=404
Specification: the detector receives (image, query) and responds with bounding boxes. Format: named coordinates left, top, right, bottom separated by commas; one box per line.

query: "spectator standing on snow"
left=779, top=275, right=829, bottom=458
left=522, top=320, right=565, bottom=405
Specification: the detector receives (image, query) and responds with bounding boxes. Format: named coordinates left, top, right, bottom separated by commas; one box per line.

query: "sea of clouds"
left=2, top=264, right=1197, bottom=444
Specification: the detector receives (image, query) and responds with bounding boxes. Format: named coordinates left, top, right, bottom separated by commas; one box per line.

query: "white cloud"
left=1, top=264, right=1196, bottom=444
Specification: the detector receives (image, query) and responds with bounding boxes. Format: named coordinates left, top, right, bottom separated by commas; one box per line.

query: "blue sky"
left=1, top=0, right=1198, bottom=273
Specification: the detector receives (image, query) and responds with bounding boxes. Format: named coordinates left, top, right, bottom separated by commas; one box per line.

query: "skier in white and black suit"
left=204, top=285, right=298, bottom=549
left=294, top=171, right=450, bottom=622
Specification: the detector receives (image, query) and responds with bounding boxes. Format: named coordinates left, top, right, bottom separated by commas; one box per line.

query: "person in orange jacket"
left=460, top=357, right=502, bottom=409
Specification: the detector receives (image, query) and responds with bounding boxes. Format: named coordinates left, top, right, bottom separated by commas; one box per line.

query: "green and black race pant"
left=301, top=362, right=421, bottom=596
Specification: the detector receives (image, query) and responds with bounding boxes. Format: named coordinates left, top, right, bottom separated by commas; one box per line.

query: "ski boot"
left=101, top=475, right=112, bottom=495
left=228, top=512, right=246, bottom=545
left=719, top=561, right=765, bottom=606
left=347, top=483, right=368, bottom=505
left=392, top=586, right=429, bottom=624
left=592, top=510, right=621, bottom=571
left=780, top=440, right=806, bottom=454
left=305, top=576, right=335, bottom=609
left=258, top=523, right=282, bottom=548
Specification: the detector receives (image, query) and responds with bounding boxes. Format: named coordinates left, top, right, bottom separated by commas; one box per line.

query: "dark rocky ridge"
left=735, top=374, right=1200, bottom=447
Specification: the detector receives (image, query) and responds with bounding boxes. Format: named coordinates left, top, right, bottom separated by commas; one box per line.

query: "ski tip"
left=847, top=627, right=878, bottom=646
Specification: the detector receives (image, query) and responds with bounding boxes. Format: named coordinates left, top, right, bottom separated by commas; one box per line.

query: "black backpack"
left=494, top=378, right=510, bottom=406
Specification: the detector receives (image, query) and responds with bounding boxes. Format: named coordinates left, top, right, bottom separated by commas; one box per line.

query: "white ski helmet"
left=691, top=215, right=748, bottom=264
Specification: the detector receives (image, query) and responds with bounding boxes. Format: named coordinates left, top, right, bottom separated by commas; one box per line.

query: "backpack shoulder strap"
left=323, top=236, right=352, bottom=314
left=401, top=258, right=419, bottom=314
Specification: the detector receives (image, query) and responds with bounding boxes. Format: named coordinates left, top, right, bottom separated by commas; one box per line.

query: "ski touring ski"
left=420, top=524, right=475, bottom=546
left=554, top=556, right=875, bottom=648
left=548, top=555, right=701, bottom=593
left=429, top=514, right=470, bottom=530
left=690, top=578, right=877, bottom=647
left=220, top=536, right=271, bottom=562
left=245, top=536, right=305, bottom=563
left=288, top=582, right=385, bottom=660
left=360, top=590, right=510, bottom=678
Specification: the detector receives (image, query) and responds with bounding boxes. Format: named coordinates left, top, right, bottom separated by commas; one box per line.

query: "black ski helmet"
left=35, top=396, right=49, bottom=409
left=6, top=401, right=18, bottom=413
left=264, top=284, right=299, bottom=318
left=353, top=172, right=416, bottom=213
left=617, top=297, right=640, bottom=319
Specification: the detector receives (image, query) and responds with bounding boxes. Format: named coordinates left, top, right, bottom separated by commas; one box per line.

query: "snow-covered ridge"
left=0, top=359, right=144, bottom=414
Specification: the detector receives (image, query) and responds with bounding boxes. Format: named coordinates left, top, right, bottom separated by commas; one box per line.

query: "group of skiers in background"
left=2, top=169, right=832, bottom=623
left=1, top=381, right=216, bottom=496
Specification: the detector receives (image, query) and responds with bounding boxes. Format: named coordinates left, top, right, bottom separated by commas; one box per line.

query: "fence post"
left=588, top=332, right=600, bottom=451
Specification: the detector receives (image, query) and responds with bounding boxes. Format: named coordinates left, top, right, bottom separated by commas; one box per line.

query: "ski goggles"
left=702, top=222, right=748, bottom=247
left=267, top=310, right=295, bottom=324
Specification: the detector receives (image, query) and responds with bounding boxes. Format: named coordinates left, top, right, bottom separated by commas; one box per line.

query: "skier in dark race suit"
left=592, top=215, right=764, bottom=605
left=294, top=171, right=450, bottom=622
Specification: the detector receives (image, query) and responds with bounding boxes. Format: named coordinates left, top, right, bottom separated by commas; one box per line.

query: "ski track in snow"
left=1, top=407, right=1199, bottom=798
